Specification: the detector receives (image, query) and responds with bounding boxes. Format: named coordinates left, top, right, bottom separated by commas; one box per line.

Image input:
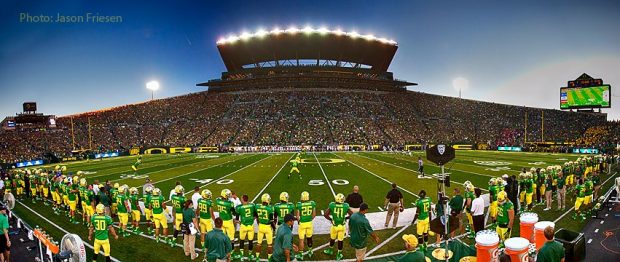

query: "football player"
left=296, top=191, right=316, bottom=260
left=255, top=193, right=275, bottom=261
left=495, top=191, right=514, bottom=244
left=215, top=189, right=236, bottom=243
left=274, top=192, right=295, bottom=227
left=110, top=183, right=120, bottom=217
left=129, top=187, right=142, bottom=234
left=412, top=190, right=432, bottom=252
left=573, top=179, right=586, bottom=220
left=197, top=189, right=215, bottom=248
left=142, top=185, right=155, bottom=235
left=131, top=155, right=142, bottom=174
left=234, top=195, right=256, bottom=260
left=89, top=204, right=118, bottom=262
left=463, top=181, right=476, bottom=238
left=323, top=193, right=351, bottom=261
left=171, top=185, right=186, bottom=244
left=150, top=188, right=170, bottom=245
left=116, top=185, right=131, bottom=237
left=29, top=173, right=38, bottom=203
left=67, top=177, right=80, bottom=224
left=488, top=178, right=499, bottom=224
left=288, top=157, right=301, bottom=179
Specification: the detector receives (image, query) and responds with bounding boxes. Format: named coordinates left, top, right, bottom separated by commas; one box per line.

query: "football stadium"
left=2, top=1, right=620, bottom=262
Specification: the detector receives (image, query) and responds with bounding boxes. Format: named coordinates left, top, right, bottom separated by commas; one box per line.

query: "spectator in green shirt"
left=398, top=234, right=426, bottom=262
left=449, top=188, right=464, bottom=237
left=270, top=214, right=298, bottom=262
left=0, top=205, right=10, bottom=262
left=537, top=226, right=565, bottom=262
left=182, top=200, right=199, bottom=260
left=204, top=218, right=232, bottom=262
left=349, top=203, right=380, bottom=262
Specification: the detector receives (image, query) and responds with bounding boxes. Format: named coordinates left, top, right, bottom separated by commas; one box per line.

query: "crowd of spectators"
left=0, top=89, right=609, bottom=163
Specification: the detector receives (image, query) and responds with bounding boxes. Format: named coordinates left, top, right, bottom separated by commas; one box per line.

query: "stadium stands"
left=0, top=89, right=607, bottom=163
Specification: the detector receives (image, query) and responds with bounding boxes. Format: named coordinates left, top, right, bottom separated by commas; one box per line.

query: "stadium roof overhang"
left=216, top=29, right=398, bottom=72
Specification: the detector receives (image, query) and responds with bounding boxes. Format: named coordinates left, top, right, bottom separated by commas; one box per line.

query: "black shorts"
left=0, top=235, right=8, bottom=253
left=418, top=166, right=424, bottom=173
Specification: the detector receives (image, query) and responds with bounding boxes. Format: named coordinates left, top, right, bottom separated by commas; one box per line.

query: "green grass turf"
left=13, top=151, right=615, bottom=261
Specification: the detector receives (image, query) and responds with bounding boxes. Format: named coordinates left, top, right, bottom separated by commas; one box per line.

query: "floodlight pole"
left=151, top=90, right=154, bottom=100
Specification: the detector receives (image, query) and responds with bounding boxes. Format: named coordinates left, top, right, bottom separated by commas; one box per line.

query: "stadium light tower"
left=452, top=77, right=468, bottom=98
left=146, top=80, right=160, bottom=100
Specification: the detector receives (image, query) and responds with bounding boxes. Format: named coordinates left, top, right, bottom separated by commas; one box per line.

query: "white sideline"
left=314, top=152, right=336, bottom=197
left=16, top=200, right=121, bottom=262
left=251, top=153, right=295, bottom=202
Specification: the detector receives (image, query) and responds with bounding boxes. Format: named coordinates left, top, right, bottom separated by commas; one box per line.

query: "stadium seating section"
left=0, top=89, right=609, bottom=163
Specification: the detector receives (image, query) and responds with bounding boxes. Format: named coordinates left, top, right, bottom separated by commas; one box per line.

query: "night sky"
left=1, top=0, right=619, bottom=118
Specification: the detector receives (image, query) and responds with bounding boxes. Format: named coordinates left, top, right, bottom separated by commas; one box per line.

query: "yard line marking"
left=338, top=154, right=419, bottom=198
left=378, top=206, right=384, bottom=211
left=16, top=201, right=121, bottom=262
left=354, top=153, right=490, bottom=189
left=365, top=224, right=410, bottom=257
left=87, top=154, right=203, bottom=179
left=164, top=154, right=272, bottom=203
left=109, top=155, right=242, bottom=183
left=151, top=154, right=255, bottom=185
left=251, top=153, right=295, bottom=203
left=314, top=152, right=336, bottom=197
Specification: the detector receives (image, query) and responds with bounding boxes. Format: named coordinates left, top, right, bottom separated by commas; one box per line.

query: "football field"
left=12, top=151, right=620, bottom=261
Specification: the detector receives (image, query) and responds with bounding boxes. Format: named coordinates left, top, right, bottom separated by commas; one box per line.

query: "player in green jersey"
left=296, top=191, right=316, bottom=260
left=110, top=183, right=120, bottom=217
left=131, top=155, right=142, bottom=173
left=488, top=177, right=501, bottom=224
left=198, top=189, right=215, bottom=248
left=495, top=191, right=514, bottom=244
left=234, top=195, right=256, bottom=260
left=89, top=204, right=118, bottom=262
left=463, top=181, right=476, bottom=238
left=215, top=189, right=236, bottom=243
left=142, top=185, right=155, bottom=235
left=29, top=174, right=38, bottom=203
left=116, top=185, right=131, bottom=237
left=323, top=193, right=351, bottom=261
left=171, top=185, right=186, bottom=243
left=274, top=192, right=295, bottom=226
left=129, top=187, right=142, bottom=234
left=289, top=157, right=301, bottom=179
left=149, top=188, right=171, bottom=245
left=255, top=193, right=275, bottom=261
left=68, top=179, right=80, bottom=224
left=573, top=179, right=587, bottom=220
left=584, top=178, right=594, bottom=214
left=412, top=190, right=433, bottom=252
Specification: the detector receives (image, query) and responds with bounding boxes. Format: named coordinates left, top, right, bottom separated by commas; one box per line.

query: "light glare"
left=146, top=81, right=160, bottom=91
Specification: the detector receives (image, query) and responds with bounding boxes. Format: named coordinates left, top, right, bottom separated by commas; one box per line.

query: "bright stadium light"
left=286, top=26, right=299, bottom=34
left=271, top=27, right=284, bottom=35
left=255, top=29, right=268, bottom=38
left=348, top=31, right=360, bottom=38
left=363, top=34, right=376, bottom=41
left=239, top=32, right=252, bottom=40
left=318, top=27, right=329, bottom=34
left=452, top=77, right=469, bottom=98
left=146, top=80, right=160, bottom=100
left=302, top=26, right=315, bottom=34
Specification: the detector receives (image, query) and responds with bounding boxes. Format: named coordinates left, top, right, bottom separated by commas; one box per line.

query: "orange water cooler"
left=534, top=221, right=555, bottom=250
left=519, top=212, right=538, bottom=242
left=504, top=237, right=530, bottom=262
left=475, top=230, right=500, bottom=262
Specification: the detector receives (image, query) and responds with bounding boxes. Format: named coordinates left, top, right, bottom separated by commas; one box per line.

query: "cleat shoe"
left=336, top=252, right=343, bottom=261
left=306, top=249, right=313, bottom=258
left=232, top=252, right=242, bottom=260
left=295, top=253, right=303, bottom=261
left=323, top=248, right=334, bottom=255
